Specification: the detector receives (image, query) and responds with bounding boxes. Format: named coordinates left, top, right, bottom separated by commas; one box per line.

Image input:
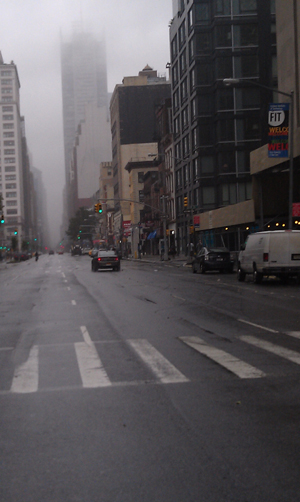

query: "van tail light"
left=263, top=253, right=269, bottom=262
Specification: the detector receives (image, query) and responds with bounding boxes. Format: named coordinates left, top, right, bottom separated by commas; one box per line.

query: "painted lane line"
left=128, top=339, right=189, bottom=384
left=241, top=335, right=300, bottom=365
left=179, top=336, right=265, bottom=379
left=62, top=272, right=66, bottom=278
left=0, top=347, right=14, bottom=351
left=80, top=326, right=92, bottom=345
left=72, top=300, right=76, bottom=306
left=238, top=319, right=278, bottom=333
left=63, top=280, right=68, bottom=283
left=171, top=294, right=186, bottom=302
left=11, top=345, right=39, bottom=393
left=75, top=342, right=111, bottom=388
left=286, top=331, right=300, bottom=340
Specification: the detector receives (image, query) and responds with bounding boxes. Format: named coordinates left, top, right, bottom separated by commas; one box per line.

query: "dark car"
left=192, top=247, right=233, bottom=274
left=91, top=249, right=120, bottom=272
left=71, top=245, right=82, bottom=256
left=49, top=250, right=54, bottom=255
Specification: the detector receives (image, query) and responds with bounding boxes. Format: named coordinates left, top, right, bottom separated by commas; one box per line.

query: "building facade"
left=169, top=0, right=277, bottom=252
left=109, top=66, right=171, bottom=253
left=60, top=28, right=109, bottom=226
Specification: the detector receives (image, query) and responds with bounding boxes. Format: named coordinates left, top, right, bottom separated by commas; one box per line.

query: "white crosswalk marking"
left=286, top=331, right=300, bottom=340
left=241, top=335, right=300, bottom=365
left=179, top=336, right=266, bottom=379
left=128, top=339, right=189, bottom=384
left=74, top=342, right=112, bottom=388
left=11, top=345, right=39, bottom=393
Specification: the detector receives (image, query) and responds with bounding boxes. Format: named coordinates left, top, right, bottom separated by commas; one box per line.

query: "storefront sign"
left=292, top=203, right=300, bottom=217
left=194, top=215, right=200, bottom=228
left=268, top=103, right=289, bottom=158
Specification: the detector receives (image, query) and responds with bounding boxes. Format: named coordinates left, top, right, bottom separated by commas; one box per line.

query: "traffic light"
left=98, top=203, right=102, bottom=213
left=94, top=203, right=99, bottom=213
left=184, top=196, right=188, bottom=208
left=14, top=228, right=18, bottom=235
left=0, top=214, right=4, bottom=224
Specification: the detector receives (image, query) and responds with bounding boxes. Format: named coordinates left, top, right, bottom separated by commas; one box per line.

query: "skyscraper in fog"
left=60, top=28, right=109, bottom=222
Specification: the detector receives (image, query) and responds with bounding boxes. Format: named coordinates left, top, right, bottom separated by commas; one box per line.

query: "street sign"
left=268, top=103, right=289, bottom=158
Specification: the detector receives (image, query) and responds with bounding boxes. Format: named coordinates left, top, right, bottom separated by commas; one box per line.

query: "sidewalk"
left=127, top=253, right=192, bottom=268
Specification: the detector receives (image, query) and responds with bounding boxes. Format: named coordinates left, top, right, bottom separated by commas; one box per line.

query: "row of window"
left=172, top=22, right=273, bottom=62
left=176, top=181, right=252, bottom=213
left=174, top=150, right=251, bottom=184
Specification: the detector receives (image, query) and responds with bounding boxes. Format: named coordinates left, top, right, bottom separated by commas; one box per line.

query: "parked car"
left=91, top=249, right=120, bottom=272
left=49, top=250, right=54, bottom=255
left=192, top=247, right=233, bottom=274
left=238, top=230, right=300, bottom=283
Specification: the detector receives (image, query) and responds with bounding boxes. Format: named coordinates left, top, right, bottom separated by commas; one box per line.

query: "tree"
left=66, top=207, right=96, bottom=242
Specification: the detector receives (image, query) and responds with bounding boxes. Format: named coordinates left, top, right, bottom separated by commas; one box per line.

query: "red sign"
left=122, top=220, right=132, bottom=237
left=292, top=203, right=300, bottom=217
left=194, top=215, right=200, bottom=228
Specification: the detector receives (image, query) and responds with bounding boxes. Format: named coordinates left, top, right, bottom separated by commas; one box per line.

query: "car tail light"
left=263, top=253, right=269, bottom=262
left=97, top=257, right=102, bottom=261
left=115, top=257, right=119, bottom=261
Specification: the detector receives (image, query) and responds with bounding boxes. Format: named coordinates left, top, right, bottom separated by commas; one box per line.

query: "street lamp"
left=223, top=78, right=294, bottom=229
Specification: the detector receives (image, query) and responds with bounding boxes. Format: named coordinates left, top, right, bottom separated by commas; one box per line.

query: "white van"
left=238, top=230, right=300, bottom=283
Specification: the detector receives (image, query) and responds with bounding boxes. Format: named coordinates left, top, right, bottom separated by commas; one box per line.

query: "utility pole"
left=161, top=195, right=168, bottom=261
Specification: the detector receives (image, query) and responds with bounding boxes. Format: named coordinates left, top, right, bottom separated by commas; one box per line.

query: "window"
left=216, top=25, right=232, bottom=47
left=179, top=21, right=186, bottom=46
left=193, top=158, right=200, bottom=179
left=2, top=88, right=12, bottom=94
left=195, top=3, right=210, bottom=22
left=4, top=158, right=15, bottom=164
left=176, top=169, right=182, bottom=188
left=5, top=175, right=16, bottom=180
left=218, top=151, right=236, bottom=173
left=234, top=24, right=258, bottom=47
left=3, top=106, right=13, bottom=112
left=174, top=116, right=180, bottom=135
left=4, top=141, right=14, bottom=146
left=7, top=209, right=18, bottom=214
left=1, top=79, right=12, bottom=85
left=235, top=55, right=259, bottom=78
left=173, top=89, right=179, bottom=110
left=217, top=88, right=234, bottom=110
left=195, top=32, right=210, bottom=54
left=5, top=183, right=16, bottom=189
left=3, top=132, right=14, bottom=138
left=238, top=181, right=252, bottom=202
left=201, top=156, right=214, bottom=174
left=138, top=172, right=144, bottom=183
left=182, top=135, right=189, bottom=158
left=197, top=64, right=213, bottom=85
left=239, top=0, right=257, bottom=13
left=216, top=57, right=233, bottom=79
left=216, top=0, right=231, bottom=15
left=5, top=166, right=16, bottom=172
left=198, top=118, right=213, bottom=146
left=1, top=71, right=12, bottom=76
left=6, top=201, right=17, bottom=206
left=191, top=99, right=196, bottom=120
left=139, top=190, right=144, bottom=203
left=171, top=35, right=178, bottom=61
left=202, top=186, right=215, bottom=208
left=181, top=78, right=188, bottom=102
left=198, top=94, right=212, bottom=115
left=2, top=97, right=12, bottom=102
left=3, top=115, right=13, bottom=120
left=3, top=124, right=14, bottom=129
left=218, top=118, right=235, bottom=142
left=236, top=88, right=260, bottom=109
left=6, top=192, right=17, bottom=198
left=236, top=115, right=260, bottom=141
left=222, top=183, right=237, bottom=206
left=188, top=8, right=193, bottom=29
left=182, top=107, right=188, bottom=130
left=4, top=149, right=15, bottom=155
left=180, top=50, right=187, bottom=74
left=192, top=127, right=198, bottom=151
left=172, top=62, right=178, bottom=85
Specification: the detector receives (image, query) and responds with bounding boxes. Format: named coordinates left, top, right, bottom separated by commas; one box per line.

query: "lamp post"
left=223, top=78, right=294, bottom=230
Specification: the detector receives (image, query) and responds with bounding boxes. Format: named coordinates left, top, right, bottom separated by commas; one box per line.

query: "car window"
left=98, top=251, right=117, bottom=257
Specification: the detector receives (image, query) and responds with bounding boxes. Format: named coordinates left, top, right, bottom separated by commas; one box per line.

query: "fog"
left=0, top=0, right=172, bottom=246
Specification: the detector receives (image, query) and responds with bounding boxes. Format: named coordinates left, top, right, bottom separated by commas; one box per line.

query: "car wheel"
left=237, top=266, right=246, bottom=282
left=192, top=264, right=197, bottom=274
left=200, top=263, right=205, bottom=274
left=253, top=267, right=263, bottom=284
left=92, top=261, right=97, bottom=272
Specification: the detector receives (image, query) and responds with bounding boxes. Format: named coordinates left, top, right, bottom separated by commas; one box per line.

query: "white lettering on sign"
left=268, top=110, right=285, bottom=126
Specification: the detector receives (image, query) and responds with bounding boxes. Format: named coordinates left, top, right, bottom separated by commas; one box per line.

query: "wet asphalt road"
left=0, top=253, right=300, bottom=501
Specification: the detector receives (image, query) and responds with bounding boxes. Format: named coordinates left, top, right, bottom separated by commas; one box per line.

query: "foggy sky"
left=0, top=0, right=172, bottom=246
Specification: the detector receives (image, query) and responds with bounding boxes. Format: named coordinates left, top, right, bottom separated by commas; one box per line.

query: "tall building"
left=169, top=0, right=277, bottom=252
left=60, top=28, right=109, bottom=225
left=0, top=53, right=25, bottom=249
left=110, top=66, right=171, bottom=252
